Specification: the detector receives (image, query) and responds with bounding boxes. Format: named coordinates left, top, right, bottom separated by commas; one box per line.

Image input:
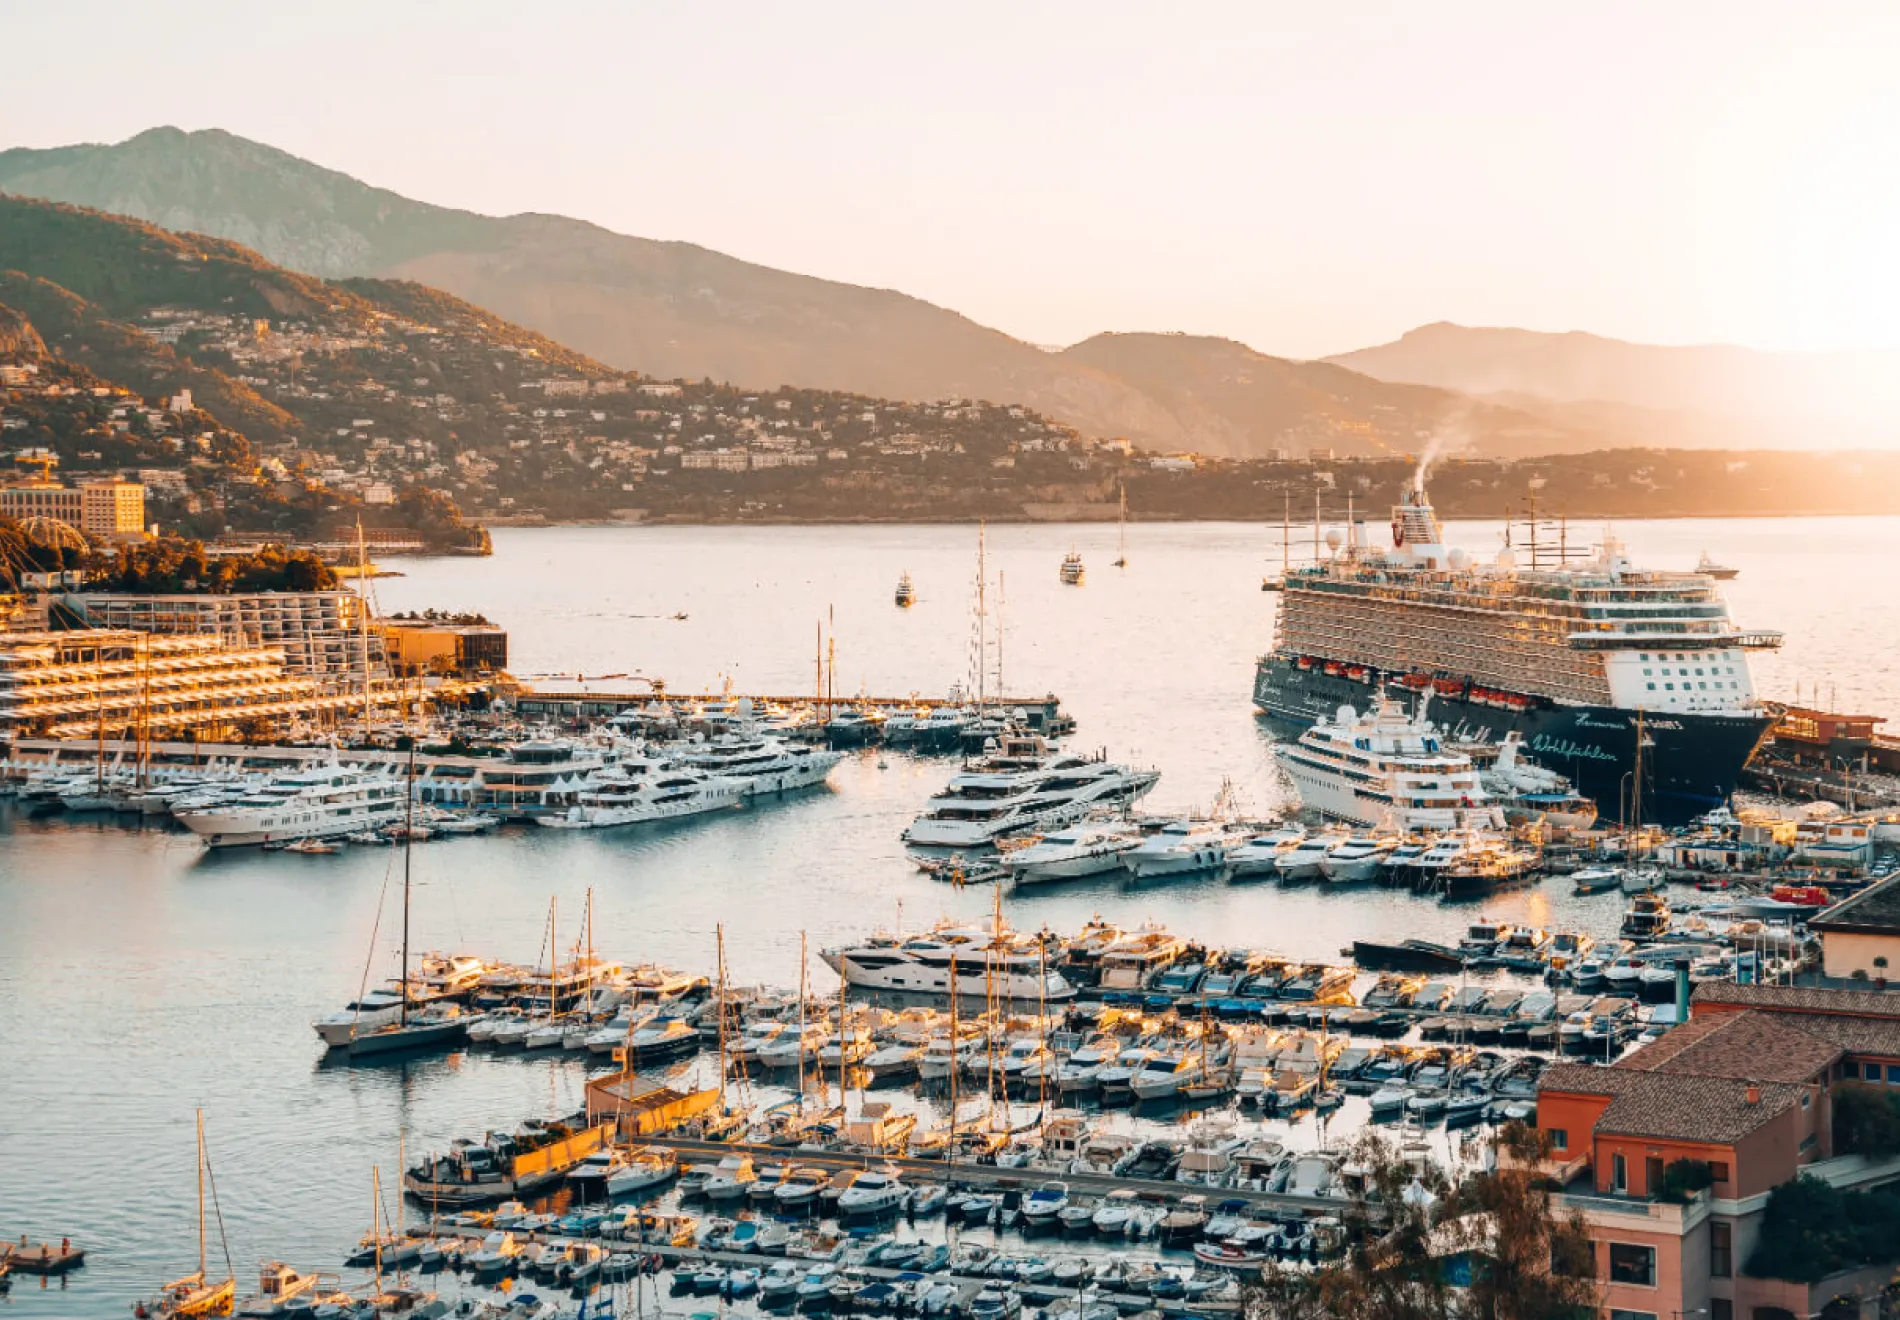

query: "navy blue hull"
left=1253, top=654, right=1772, bottom=826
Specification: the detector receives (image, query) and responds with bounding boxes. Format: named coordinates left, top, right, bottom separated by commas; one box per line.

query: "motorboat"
left=1274, top=696, right=1507, bottom=833
left=1019, top=1182, right=1070, bottom=1227
left=1227, top=827, right=1305, bottom=879
left=1123, top=819, right=1251, bottom=880
left=1005, top=822, right=1143, bottom=884
left=1320, top=835, right=1398, bottom=884
left=1059, top=551, right=1085, bottom=585
left=665, top=730, right=845, bottom=796
left=836, top=1170, right=907, bottom=1216
left=895, top=572, right=916, bottom=607
left=1275, top=832, right=1340, bottom=881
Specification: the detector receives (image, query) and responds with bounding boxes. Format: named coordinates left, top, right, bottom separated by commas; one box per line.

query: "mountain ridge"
left=1, top=127, right=1599, bottom=459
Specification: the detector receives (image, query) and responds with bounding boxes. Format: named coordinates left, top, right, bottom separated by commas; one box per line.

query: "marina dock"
left=2, top=1237, right=86, bottom=1275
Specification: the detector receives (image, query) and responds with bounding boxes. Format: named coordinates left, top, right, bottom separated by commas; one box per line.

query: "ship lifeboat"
left=1505, top=695, right=1533, bottom=711
left=1770, top=885, right=1832, bottom=907
left=1398, top=674, right=1432, bottom=691
left=1347, top=666, right=1369, bottom=682
left=1324, top=662, right=1344, bottom=677
left=1295, top=657, right=1315, bottom=671
left=1433, top=678, right=1465, bottom=696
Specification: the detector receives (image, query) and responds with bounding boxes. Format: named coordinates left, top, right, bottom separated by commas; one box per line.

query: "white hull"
left=1320, top=853, right=1388, bottom=884
left=538, top=786, right=743, bottom=829
left=179, top=800, right=406, bottom=848
left=823, top=953, right=1073, bottom=1002
left=314, top=1007, right=403, bottom=1045
left=732, top=757, right=842, bottom=795
left=1009, top=849, right=1134, bottom=884
left=906, top=779, right=1155, bottom=848
left=1125, top=846, right=1230, bottom=880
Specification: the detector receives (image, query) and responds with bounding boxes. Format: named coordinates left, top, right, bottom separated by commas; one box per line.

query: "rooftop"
left=1617, top=1010, right=1841, bottom=1083
left=1692, top=981, right=1900, bottom=1019
left=1541, top=1062, right=1809, bottom=1144
left=1807, top=874, right=1900, bottom=937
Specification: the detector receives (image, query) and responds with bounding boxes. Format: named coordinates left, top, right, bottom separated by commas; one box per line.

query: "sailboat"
left=328, top=747, right=476, bottom=1057
left=136, top=1110, right=236, bottom=1318
left=1113, top=484, right=1128, bottom=568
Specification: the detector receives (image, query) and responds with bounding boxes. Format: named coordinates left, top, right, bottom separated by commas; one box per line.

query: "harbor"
left=4, top=514, right=1900, bottom=1319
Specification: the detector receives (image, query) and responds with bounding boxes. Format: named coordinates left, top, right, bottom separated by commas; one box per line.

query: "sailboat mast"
left=837, top=967, right=848, bottom=1111
left=716, top=924, right=729, bottom=1110
left=976, top=523, right=988, bottom=706
left=197, top=1107, right=206, bottom=1277
left=401, top=742, right=414, bottom=1026
left=356, top=519, right=373, bottom=737
left=947, top=952, right=959, bottom=1165
left=797, top=931, right=807, bottom=1106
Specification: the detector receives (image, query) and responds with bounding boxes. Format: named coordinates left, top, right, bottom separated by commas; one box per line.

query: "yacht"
left=1273, top=695, right=1507, bottom=833
left=820, top=921, right=1073, bottom=1000
left=1319, top=835, right=1398, bottom=884
left=903, top=731, right=1157, bottom=848
left=175, top=763, right=409, bottom=848
left=895, top=573, right=916, bottom=608
left=538, top=752, right=744, bottom=830
left=1275, top=831, right=1344, bottom=881
left=665, top=732, right=844, bottom=795
left=1004, top=822, right=1143, bottom=884
left=1059, top=551, right=1085, bottom=586
left=1228, top=827, right=1305, bottom=879
left=1695, top=550, right=1740, bottom=580
left=1122, top=819, right=1251, bottom=881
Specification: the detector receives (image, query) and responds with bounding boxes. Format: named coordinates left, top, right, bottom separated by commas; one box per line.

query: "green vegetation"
left=1744, top=1175, right=1900, bottom=1283
left=1249, top=1124, right=1598, bottom=1320
left=1655, top=1158, right=1715, bottom=1204
left=94, top=538, right=337, bottom=593
left=1833, top=1084, right=1900, bottom=1159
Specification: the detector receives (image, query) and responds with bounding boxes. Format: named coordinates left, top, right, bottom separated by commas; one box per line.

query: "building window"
left=1710, top=1301, right=1733, bottom=1320
left=1548, top=1128, right=1568, bottom=1151
left=1611, top=1152, right=1628, bottom=1192
left=1647, top=683, right=1656, bottom=691
left=1711, top=1221, right=1732, bottom=1277
left=1608, top=1310, right=1658, bottom=1320
left=1866, top=1062, right=1883, bottom=1081
left=1888, top=1064, right=1900, bottom=1084
left=1709, top=1160, right=1730, bottom=1183
left=1608, top=1242, right=1656, bottom=1286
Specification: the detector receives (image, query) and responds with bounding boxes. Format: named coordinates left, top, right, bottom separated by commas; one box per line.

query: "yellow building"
left=0, top=478, right=145, bottom=540
left=1809, top=874, right=1900, bottom=983
left=382, top=620, right=508, bottom=676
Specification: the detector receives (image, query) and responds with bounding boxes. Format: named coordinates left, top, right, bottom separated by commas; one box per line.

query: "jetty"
left=2, top=1236, right=86, bottom=1275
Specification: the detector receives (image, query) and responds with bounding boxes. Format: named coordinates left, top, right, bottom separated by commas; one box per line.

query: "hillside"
left=1327, top=322, right=1900, bottom=444
left=4, top=127, right=1599, bottom=459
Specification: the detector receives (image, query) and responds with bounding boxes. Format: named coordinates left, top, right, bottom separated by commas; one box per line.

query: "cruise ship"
left=903, top=730, right=1159, bottom=848
left=1253, top=482, right=1781, bottom=823
left=174, top=763, right=409, bottom=847
left=1273, top=695, right=1506, bottom=832
left=819, top=921, right=1075, bottom=1000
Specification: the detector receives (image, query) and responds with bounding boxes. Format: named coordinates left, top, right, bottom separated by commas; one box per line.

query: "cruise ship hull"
left=1253, top=654, right=1772, bottom=825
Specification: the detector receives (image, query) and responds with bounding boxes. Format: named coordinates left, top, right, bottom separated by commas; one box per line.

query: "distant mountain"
left=1327, top=322, right=1900, bottom=442
left=3, top=127, right=1592, bottom=459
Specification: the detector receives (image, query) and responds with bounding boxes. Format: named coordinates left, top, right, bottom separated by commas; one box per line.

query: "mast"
left=947, top=951, right=959, bottom=1166
left=1282, top=493, right=1291, bottom=579
left=975, top=523, right=988, bottom=706
left=797, top=931, right=808, bottom=1107
left=357, top=518, right=373, bottom=738
left=837, top=964, right=848, bottom=1112
left=197, top=1107, right=206, bottom=1279
left=716, top=923, right=729, bottom=1111
left=995, top=570, right=1005, bottom=701
left=371, top=1165, right=384, bottom=1292
left=401, top=741, right=414, bottom=1026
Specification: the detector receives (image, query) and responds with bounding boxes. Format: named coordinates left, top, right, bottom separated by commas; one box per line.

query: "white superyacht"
left=1273, top=695, right=1506, bottom=833
left=539, top=750, right=744, bottom=829
left=664, top=730, right=844, bottom=795
left=903, top=730, right=1157, bottom=848
left=820, top=920, right=1074, bottom=1000
left=175, top=763, right=409, bottom=848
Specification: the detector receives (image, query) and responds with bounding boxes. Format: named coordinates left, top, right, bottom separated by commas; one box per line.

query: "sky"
left=6, top=1, right=1900, bottom=359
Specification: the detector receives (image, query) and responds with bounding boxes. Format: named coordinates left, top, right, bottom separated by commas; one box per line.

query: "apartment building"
left=58, top=590, right=386, bottom=678
left=0, top=478, right=146, bottom=539
left=1536, top=983, right=1900, bottom=1320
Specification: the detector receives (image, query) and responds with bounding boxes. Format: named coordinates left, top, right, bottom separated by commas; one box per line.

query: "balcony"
left=1557, top=1186, right=1712, bottom=1235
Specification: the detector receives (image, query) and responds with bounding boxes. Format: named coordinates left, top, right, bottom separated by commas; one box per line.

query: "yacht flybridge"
left=666, top=732, right=844, bottom=795
left=539, top=750, right=744, bottom=830
left=903, top=730, right=1157, bottom=848
left=1273, top=695, right=1506, bottom=833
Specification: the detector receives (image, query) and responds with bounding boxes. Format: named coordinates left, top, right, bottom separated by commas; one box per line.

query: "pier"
left=511, top=685, right=1069, bottom=727
left=1, top=1237, right=86, bottom=1275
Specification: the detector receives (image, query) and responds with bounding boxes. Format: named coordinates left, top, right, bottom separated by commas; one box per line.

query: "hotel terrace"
left=0, top=629, right=411, bottom=739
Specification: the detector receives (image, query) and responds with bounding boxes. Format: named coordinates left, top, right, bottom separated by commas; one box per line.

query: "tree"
left=1833, top=1084, right=1900, bottom=1159
left=1248, top=1125, right=1597, bottom=1320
